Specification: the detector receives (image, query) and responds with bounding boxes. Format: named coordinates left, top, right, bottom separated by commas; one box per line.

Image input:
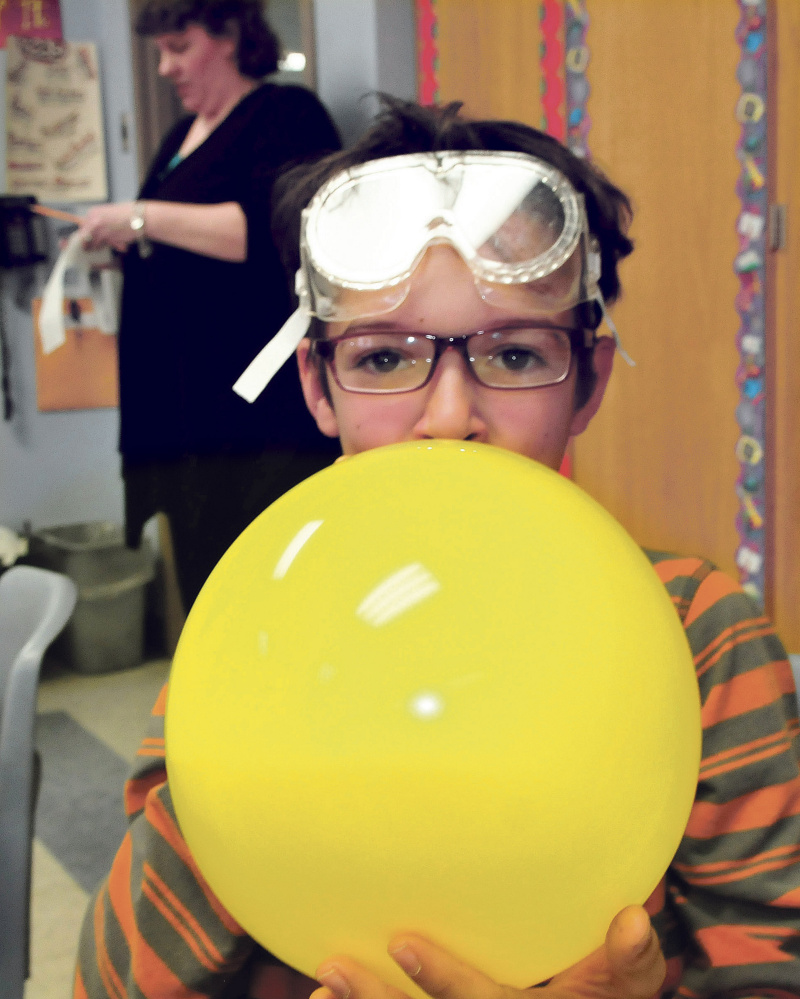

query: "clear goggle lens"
left=302, top=152, right=596, bottom=322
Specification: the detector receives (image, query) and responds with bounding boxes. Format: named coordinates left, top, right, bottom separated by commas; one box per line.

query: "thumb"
left=605, top=906, right=666, bottom=998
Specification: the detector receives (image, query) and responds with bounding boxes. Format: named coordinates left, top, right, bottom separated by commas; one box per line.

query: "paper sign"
left=6, top=35, right=108, bottom=202
left=32, top=296, right=119, bottom=410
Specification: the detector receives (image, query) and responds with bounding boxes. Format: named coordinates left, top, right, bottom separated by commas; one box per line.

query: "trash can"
left=27, top=521, right=155, bottom=674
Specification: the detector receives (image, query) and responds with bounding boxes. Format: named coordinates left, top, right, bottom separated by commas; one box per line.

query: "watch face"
left=131, top=216, right=144, bottom=231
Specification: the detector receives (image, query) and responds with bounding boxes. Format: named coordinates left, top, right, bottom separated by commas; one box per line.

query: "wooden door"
left=430, top=0, right=799, bottom=649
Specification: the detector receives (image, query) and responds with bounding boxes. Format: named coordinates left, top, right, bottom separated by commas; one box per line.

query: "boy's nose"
left=413, top=347, right=485, bottom=441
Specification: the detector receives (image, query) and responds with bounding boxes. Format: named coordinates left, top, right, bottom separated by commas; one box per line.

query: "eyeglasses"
left=314, top=325, right=589, bottom=394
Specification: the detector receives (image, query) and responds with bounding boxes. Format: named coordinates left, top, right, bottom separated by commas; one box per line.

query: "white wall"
left=0, top=0, right=138, bottom=534
left=314, top=0, right=416, bottom=144
left=0, top=0, right=416, bottom=535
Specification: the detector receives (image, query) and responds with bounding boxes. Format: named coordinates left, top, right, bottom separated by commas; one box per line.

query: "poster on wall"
left=0, top=0, right=63, bottom=47
left=5, top=36, right=108, bottom=202
left=32, top=296, right=119, bottom=410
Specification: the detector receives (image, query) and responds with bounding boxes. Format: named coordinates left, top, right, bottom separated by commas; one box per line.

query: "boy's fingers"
left=387, top=936, right=515, bottom=999
left=315, top=958, right=409, bottom=999
left=604, top=906, right=666, bottom=999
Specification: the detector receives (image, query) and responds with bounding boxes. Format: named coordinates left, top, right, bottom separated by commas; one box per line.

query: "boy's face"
left=298, top=246, right=615, bottom=470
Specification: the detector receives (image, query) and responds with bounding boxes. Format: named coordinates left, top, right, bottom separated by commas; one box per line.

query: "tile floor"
left=27, top=658, right=171, bottom=999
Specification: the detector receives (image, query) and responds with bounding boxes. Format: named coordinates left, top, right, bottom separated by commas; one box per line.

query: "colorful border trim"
left=540, top=0, right=565, bottom=140
left=563, top=0, right=590, bottom=157
left=733, top=0, right=768, bottom=605
left=416, top=0, right=440, bottom=106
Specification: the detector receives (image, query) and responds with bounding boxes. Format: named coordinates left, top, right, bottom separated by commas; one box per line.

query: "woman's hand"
left=79, top=202, right=139, bottom=253
left=309, top=907, right=665, bottom=999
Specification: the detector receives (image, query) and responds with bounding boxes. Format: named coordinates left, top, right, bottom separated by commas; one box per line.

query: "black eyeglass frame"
left=312, top=325, right=596, bottom=395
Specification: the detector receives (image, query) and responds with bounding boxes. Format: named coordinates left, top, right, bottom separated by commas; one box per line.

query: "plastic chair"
left=0, top=565, right=77, bottom=999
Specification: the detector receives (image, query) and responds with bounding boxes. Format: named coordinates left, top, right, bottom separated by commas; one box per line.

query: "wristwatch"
left=130, top=201, right=153, bottom=258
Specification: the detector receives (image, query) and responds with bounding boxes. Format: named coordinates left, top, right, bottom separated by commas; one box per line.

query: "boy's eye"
left=357, top=349, right=411, bottom=374
left=339, top=336, right=427, bottom=377
left=490, top=346, right=546, bottom=372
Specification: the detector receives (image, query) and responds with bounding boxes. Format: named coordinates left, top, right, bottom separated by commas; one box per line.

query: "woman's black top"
left=118, top=83, right=341, bottom=463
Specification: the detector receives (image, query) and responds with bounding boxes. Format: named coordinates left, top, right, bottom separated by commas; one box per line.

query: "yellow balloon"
left=166, top=440, right=701, bottom=992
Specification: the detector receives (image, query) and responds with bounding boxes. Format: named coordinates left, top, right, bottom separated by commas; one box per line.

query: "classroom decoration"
left=167, top=440, right=702, bottom=992
left=563, top=0, right=590, bottom=157
left=732, top=0, right=768, bottom=605
left=416, top=0, right=439, bottom=105
left=539, top=0, right=565, bottom=139
left=0, top=0, right=62, bottom=48
left=5, top=36, right=108, bottom=202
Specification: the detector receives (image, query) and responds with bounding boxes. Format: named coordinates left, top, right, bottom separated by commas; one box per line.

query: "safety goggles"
left=234, top=151, right=630, bottom=402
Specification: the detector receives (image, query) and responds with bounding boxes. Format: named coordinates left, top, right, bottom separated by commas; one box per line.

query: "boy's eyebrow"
left=340, top=316, right=559, bottom=336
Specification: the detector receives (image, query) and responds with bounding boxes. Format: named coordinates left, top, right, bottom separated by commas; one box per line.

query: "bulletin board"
left=5, top=36, right=108, bottom=202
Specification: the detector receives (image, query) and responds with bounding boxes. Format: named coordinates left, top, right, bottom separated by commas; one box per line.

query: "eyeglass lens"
left=330, top=327, right=574, bottom=393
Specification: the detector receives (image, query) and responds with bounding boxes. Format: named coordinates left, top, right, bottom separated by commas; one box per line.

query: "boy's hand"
left=310, top=906, right=665, bottom=999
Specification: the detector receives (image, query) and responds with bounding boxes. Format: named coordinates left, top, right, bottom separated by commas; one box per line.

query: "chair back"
left=0, top=565, right=77, bottom=999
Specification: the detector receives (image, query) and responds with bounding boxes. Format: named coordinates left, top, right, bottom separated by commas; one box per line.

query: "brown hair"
left=273, top=97, right=635, bottom=409
left=134, top=0, right=280, bottom=78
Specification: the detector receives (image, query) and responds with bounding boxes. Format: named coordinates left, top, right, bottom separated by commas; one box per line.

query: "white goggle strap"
left=596, top=292, right=635, bottom=367
left=233, top=306, right=311, bottom=402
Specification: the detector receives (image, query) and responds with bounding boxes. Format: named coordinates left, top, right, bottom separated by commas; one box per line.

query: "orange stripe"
left=676, top=848, right=800, bottom=886
left=774, top=657, right=799, bottom=697
left=146, top=792, right=245, bottom=935
left=695, top=619, right=774, bottom=679
left=686, top=776, right=800, bottom=837
left=73, top=967, right=89, bottom=999
left=682, top=570, right=741, bottom=628
left=699, top=734, right=793, bottom=782
left=675, top=841, right=800, bottom=876
left=651, top=556, right=706, bottom=587
left=700, top=746, right=789, bottom=783
left=106, top=784, right=236, bottom=996
left=701, top=664, right=784, bottom=725
left=152, top=684, right=168, bottom=717
left=695, top=924, right=794, bottom=966
left=140, top=738, right=165, bottom=747
left=774, top=884, right=800, bottom=905
left=124, top=769, right=167, bottom=817
left=106, top=830, right=211, bottom=998
left=699, top=728, right=789, bottom=772
left=141, top=879, right=218, bottom=973
left=144, top=861, right=227, bottom=967
left=94, top=886, right=127, bottom=999
left=107, top=832, right=137, bottom=948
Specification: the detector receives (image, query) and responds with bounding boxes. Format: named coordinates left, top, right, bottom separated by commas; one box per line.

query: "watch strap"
left=130, top=201, right=153, bottom=258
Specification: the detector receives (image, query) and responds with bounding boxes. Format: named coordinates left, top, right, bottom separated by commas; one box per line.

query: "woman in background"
left=80, top=0, right=341, bottom=611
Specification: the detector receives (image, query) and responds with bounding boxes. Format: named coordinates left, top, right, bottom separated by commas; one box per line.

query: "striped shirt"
left=73, top=553, right=800, bottom=999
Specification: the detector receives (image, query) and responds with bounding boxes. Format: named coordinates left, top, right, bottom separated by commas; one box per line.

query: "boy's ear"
left=296, top=339, right=340, bottom=438
left=569, top=335, right=615, bottom=437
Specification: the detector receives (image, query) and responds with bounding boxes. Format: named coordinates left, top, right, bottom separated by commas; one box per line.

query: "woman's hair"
left=134, top=0, right=281, bottom=78
left=272, top=97, right=635, bottom=410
